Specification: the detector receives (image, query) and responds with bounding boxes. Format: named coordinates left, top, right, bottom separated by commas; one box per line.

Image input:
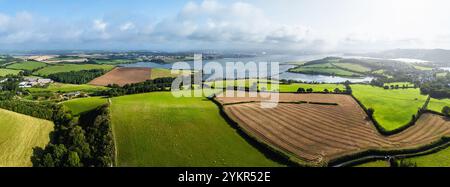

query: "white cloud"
left=151, top=0, right=315, bottom=50
left=120, top=22, right=135, bottom=31
left=1, top=0, right=450, bottom=51
left=93, top=19, right=107, bottom=32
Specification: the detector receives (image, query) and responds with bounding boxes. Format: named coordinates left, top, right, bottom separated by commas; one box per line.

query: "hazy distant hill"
left=347, top=49, right=450, bottom=65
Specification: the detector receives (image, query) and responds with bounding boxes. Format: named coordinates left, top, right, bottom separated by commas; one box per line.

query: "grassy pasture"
left=371, top=69, right=393, bottom=78
left=288, top=57, right=373, bottom=77
left=0, top=68, right=21, bottom=77
left=0, top=108, right=53, bottom=166
left=276, top=83, right=344, bottom=93
left=428, top=98, right=450, bottom=113
left=437, top=72, right=448, bottom=78
left=204, top=79, right=343, bottom=93
left=150, top=68, right=192, bottom=79
left=62, top=97, right=108, bottom=116
left=289, top=66, right=361, bottom=77
left=357, top=146, right=450, bottom=167
left=26, top=83, right=108, bottom=93
left=33, top=64, right=114, bottom=76
left=205, top=79, right=275, bottom=88
left=406, top=147, right=450, bottom=167
left=352, top=84, right=428, bottom=131
left=333, top=63, right=371, bottom=72
left=93, top=59, right=137, bottom=65
left=6, top=61, right=47, bottom=71
left=413, top=65, right=433, bottom=71
left=110, top=91, right=282, bottom=167
left=354, top=160, right=389, bottom=167
left=283, top=61, right=305, bottom=66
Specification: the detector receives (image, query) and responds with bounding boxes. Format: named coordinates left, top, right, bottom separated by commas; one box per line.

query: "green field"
left=205, top=79, right=276, bottom=88
left=62, top=97, right=108, bottom=115
left=428, top=98, right=450, bottom=113
left=354, top=160, right=389, bottom=167
left=110, top=92, right=283, bottom=167
left=406, top=147, right=450, bottom=167
left=49, top=56, right=85, bottom=61
left=151, top=68, right=192, bottom=79
left=283, top=61, right=305, bottom=66
left=0, top=108, right=53, bottom=166
left=288, top=57, right=373, bottom=77
left=437, top=72, right=447, bottom=78
left=33, top=64, right=114, bottom=76
left=357, top=146, right=450, bottom=167
left=372, top=69, right=393, bottom=78
left=93, top=59, right=137, bottom=65
left=26, top=83, right=108, bottom=93
left=413, top=65, right=433, bottom=71
left=277, top=83, right=344, bottom=92
left=6, top=61, right=47, bottom=71
left=204, top=79, right=343, bottom=93
left=0, top=68, right=21, bottom=77
left=352, top=84, right=428, bottom=131
left=333, top=63, right=371, bottom=72
left=289, top=66, right=361, bottom=77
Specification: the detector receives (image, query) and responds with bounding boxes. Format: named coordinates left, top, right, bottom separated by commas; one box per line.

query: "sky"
left=0, top=0, right=450, bottom=52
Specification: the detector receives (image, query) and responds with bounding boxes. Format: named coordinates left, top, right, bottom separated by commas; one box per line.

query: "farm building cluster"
left=19, top=77, right=53, bottom=88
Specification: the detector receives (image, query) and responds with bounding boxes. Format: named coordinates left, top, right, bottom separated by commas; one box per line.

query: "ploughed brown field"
left=216, top=91, right=450, bottom=165
left=89, top=67, right=151, bottom=87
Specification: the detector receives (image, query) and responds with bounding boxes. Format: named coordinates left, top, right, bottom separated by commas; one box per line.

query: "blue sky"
left=1, top=0, right=450, bottom=52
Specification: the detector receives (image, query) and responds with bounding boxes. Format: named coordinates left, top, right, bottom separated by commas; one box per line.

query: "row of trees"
left=97, top=77, right=176, bottom=97
left=296, top=86, right=352, bottom=94
left=297, top=87, right=350, bottom=94
left=370, top=79, right=416, bottom=90
left=0, top=100, right=56, bottom=120
left=47, top=69, right=107, bottom=84
left=31, top=104, right=114, bottom=167
left=383, top=84, right=414, bottom=90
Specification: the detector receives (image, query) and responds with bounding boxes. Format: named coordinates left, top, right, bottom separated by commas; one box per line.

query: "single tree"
left=367, top=108, right=375, bottom=118
left=334, top=88, right=341, bottom=93
left=442, top=106, right=450, bottom=117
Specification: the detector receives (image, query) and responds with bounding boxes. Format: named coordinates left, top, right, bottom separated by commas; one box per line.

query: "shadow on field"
left=207, top=98, right=301, bottom=167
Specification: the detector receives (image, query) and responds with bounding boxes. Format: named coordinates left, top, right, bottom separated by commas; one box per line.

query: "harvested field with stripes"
left=216, top=92, right=450, bottom=165
left=89, top=67, right=151, bottom=87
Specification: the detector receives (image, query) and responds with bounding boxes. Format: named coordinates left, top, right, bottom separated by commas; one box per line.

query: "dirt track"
left=217, top=92, right=450, bottom=165
left=88, top=67, right=151, bottom=87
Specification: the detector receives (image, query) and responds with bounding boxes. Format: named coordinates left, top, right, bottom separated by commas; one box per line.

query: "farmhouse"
left=19, top=78, right=53, bottom=88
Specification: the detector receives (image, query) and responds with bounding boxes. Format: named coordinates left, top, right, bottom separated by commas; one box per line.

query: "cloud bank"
left=0, top=0, right=449, bottom=52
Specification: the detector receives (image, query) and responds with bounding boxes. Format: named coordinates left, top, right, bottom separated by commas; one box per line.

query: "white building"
left=19, top=78, right=54, bottom=88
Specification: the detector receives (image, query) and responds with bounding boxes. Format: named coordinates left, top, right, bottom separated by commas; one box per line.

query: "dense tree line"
left=31, top=104, right=114, bottom=167
left=47, top=69, right=107, bottom=84
left=98, top=77, right=176, bottom=97
left=0, top=75, right=22, bottom=92
left=77, top=105, right=115, bottom=166
left=443, top=106, right=450, bottom=117
left=0, top=100, right=56, bottom=120
left=420, top=74, right=450, bottom=99
left=370, top=78, right=417, bottom=89
left=389, top=157, right=417, bottom=167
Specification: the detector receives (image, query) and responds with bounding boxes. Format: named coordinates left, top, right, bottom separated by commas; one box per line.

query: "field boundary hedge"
left=349, top=94, right=431, bottom=135
left=211, top=90, right=450, bottom=167
left=209, top=96, right=312, bottom=167
left=329, top=136, right=450, bottom=167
